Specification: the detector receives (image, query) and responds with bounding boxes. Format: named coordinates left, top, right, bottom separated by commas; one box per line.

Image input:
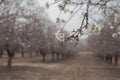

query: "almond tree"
left=0, top=0, right=50, bottom=68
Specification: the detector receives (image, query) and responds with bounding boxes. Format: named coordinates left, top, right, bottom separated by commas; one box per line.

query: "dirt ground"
left=0, top=52, right=120, bottom=80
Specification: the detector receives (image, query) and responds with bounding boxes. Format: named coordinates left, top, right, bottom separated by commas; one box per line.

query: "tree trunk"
left=56, top=53, right=60, bottom=60
left=42, top=54, right=46, bottom=62
left=36, top=51, right=39, bottom=56
left=51, top=53, right=55, bottom=61
left=7, top=56, right=13, bottom=68
left=109, top=55, right=112, bottom=64
left=29, top=52, right=32, bottom=57
left=6, top=50, right=14, bottom=68
left=0, top=49, right=3, bottom=58
left=21, top=50, right=24, bottom=58
left=109, top=57, right=112, bottom=63
left=114, top=55, right=118, bottom=65
left=104, top=55, right=108, bottom=62
left=61, top=53, right=65, bottom=59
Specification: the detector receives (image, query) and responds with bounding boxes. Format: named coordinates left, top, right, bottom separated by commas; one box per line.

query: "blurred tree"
left=47, top=0, right=120, bottom=41
left=0, top=0, right=53, bottom=68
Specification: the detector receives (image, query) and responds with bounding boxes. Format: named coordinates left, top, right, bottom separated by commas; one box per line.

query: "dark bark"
left=40, top=49, right=46, bottom=62
left=42, top=54, right=46, bottom=62
left=51, top=53, right=55, bottom=61
left=109, top=56, right=112, bottom=63
left=36, top=51, right=39, bottom=56
left=21, top=49, right=24, bottom=58
left=114, top=55, right=118, bottom=65
left=29, top=52, right=32, bottom=57
left=7, top=56, right=13, bottom=68
left=104, top=54, right=112, bottom=63
left=56, top=53, right=60, bottom=60
left=0, top=50, right=3, bottom=58
left=6, top=46, right=14, bottom=68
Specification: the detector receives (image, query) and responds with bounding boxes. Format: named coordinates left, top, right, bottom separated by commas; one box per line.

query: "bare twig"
left=49, top=0, right=62, bottom=5
left=63, top=5, right=82, bottom=29
left=79, top=0, right=91, bottom=32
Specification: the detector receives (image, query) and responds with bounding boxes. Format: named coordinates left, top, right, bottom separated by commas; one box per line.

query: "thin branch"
left=86, top=0, right=91, bottom=28
left=49, top=0, right=62, bottom=5
left=69, top=1, right=85, bottom=5
left=62, top=5, right=82, bottom=29
left=80, top=13, right=86, bottom=29
left=79, top=0, right=91, bottom=30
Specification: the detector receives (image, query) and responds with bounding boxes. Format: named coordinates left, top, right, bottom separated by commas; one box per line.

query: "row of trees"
left=87, top=1, right=120, bottom=65
left=88, top=27, right=120, bottom=65
left=0, top=0, right=79, bottom=68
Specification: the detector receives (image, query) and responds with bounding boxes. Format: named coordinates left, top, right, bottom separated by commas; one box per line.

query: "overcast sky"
left=36, top=0, right=83, bottom=32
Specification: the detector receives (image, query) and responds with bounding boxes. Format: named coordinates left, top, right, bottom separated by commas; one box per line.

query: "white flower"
left=88, top=24, right=100, bottom=34
left=118, top=31, right=120, bottom=35
left=110, top=26, right=114, bottom=29
left=55, top=30, right=65, bottom=42
left=112, top=33, right=118, bottom=38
